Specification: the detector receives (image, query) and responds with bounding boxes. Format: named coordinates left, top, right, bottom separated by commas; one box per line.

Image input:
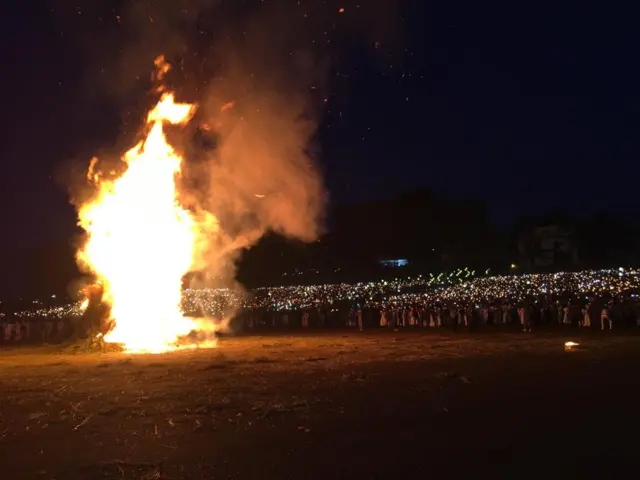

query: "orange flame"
left=79, top=298, right=89, bottom=312
left=76, top=83, right=215, bottom=353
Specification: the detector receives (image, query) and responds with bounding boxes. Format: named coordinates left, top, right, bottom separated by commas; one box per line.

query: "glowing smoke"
left=64, top=0, right=403, bottom=300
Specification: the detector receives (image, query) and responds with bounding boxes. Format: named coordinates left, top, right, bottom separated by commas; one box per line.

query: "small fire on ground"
left=564, top=341, right=580, bottom=351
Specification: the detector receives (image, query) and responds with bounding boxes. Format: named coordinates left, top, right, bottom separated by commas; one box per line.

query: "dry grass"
left=0, top=330, right=638, bottom=479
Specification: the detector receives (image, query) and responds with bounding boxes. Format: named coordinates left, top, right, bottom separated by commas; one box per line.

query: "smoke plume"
left=63, top=0, right=404, bottom=290
left=181, top=19, right=330, bottom=284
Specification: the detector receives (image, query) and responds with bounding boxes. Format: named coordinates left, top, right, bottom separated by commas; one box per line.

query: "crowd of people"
left=0, top=315, right=71, bottom=346
left=1, top=268, right=638, bottom=345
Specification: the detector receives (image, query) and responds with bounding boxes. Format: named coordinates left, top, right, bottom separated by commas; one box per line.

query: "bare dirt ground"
left=1, top=329, right=639, bottom=479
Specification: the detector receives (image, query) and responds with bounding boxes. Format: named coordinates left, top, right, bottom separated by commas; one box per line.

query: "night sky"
left=1, top=0, right=638, bottom=256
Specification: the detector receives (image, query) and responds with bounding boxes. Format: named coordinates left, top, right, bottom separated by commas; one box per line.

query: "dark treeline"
left=2, top=188, right=640, bottom=300
left=239, top=189, right=503, bottom=286
left=240, top=189, right=640, bottom=286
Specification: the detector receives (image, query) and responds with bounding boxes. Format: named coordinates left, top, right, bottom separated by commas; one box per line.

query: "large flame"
left=76, top=90, right=211, bottom=353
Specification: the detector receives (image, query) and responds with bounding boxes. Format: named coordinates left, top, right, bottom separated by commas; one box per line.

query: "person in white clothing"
left=501, top=305, right=509, bottom=324
left=408, top=307, right=416, bottom=327
left=582, top=304, right=591, bottom=328
left=481, top=307, right=489, bottom=326
left=601, top=306, right=612, bottom=331
left=457, top=308, right=467, bottom=328
left=380, top=310, right=388, bottom=327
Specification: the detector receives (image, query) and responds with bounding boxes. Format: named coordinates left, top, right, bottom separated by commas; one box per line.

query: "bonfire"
left=75, top=58, right=216, bottom=354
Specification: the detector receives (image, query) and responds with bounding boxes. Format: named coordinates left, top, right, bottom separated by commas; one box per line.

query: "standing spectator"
left=601, top=305, right=612, bottom=331
left=582, top=304, right=591, bottom=328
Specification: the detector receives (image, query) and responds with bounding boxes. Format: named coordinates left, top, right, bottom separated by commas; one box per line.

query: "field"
left=1, top=329, right=639, bottom=479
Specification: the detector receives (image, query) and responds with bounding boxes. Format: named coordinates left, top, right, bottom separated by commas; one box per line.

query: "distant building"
left=379, top=259, right=409, bottom=268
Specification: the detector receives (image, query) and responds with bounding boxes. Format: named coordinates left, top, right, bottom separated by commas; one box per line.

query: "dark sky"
left=1, top=0, right=638, bottom=255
